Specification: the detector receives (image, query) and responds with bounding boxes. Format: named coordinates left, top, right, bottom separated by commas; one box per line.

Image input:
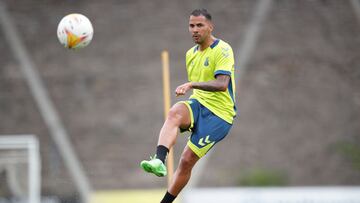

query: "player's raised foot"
left=140, top=155, right=167, bottom=177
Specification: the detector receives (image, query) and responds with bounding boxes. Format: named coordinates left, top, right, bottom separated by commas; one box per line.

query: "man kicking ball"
left=140, top=8, right=236, bottom=203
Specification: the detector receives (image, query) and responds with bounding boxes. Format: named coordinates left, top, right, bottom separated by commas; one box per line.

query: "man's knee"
left=167, top=104, right=189, bottom=126
left=167, top=108, right=181, bottom=121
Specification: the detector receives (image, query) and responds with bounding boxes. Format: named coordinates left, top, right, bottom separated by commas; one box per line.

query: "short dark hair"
left=190, top=9, right=212, bottom=21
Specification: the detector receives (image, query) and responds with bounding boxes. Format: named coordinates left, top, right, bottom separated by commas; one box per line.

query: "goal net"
left=0, top=135, right=40, bottom=203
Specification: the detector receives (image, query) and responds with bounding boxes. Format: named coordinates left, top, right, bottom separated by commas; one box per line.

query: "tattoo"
left=191, top=75, right=230, bottom=92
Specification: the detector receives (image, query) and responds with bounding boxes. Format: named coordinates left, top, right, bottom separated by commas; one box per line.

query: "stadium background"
left=0, top=0, right=360, bottom=202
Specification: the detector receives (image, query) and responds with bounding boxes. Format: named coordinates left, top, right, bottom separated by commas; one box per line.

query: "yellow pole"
left=161, top=50, right=174, bottom=186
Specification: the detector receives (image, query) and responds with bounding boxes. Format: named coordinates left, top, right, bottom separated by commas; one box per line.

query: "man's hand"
left=175, top=75, right=230, bottom=96
left=175, top=82, right=193, bottom=96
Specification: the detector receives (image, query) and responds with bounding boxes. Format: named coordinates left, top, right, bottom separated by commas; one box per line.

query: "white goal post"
left=0, top=135, right=41, bottom=203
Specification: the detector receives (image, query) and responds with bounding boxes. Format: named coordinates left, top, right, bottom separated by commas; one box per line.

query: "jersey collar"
left=193, top=39, right=220, bottom=53
left=210, top=39, right=220, bottom=49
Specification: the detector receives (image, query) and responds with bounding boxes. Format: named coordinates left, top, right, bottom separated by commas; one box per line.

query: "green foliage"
left=238, top=169, right=288, bottom=186
left=335, top=142, right=360, bottom=171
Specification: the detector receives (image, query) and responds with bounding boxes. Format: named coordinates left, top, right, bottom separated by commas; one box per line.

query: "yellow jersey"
left=185, top=39, right=236, bottom=124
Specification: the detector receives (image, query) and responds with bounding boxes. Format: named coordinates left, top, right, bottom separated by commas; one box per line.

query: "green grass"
left=91, top=189, right=180, bottom=203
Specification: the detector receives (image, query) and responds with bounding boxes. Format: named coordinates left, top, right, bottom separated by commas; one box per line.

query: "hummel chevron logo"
left=198, top=135, right=211, bottom=146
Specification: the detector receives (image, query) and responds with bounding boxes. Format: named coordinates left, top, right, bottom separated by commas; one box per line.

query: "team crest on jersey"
left=204, top=57, right=209, bottom=67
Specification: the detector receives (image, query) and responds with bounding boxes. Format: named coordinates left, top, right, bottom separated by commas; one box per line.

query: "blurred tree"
left=336, top=142, right=360, bottom=171
left=238, top=169, right=288, bottom=186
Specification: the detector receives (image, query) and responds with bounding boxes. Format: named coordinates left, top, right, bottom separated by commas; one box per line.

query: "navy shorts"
left=179, top=99, right=232, bottom=158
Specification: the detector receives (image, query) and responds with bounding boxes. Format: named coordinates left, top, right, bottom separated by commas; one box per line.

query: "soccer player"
left=140, top=8, right=236, bottom=203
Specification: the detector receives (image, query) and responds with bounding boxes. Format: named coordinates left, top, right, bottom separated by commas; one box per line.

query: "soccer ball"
left=57, top=13, right=93, bottom=49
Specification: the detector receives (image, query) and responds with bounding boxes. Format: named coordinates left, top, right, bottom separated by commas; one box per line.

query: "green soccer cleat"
left=140, top=155, right=167, bottom=177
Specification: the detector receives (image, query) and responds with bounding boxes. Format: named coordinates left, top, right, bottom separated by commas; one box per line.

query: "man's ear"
left=209, top=21, right=214, bottom=32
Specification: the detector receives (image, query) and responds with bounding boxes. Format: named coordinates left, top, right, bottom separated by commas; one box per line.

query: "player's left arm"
left=175, top=75, right=230, bottom=96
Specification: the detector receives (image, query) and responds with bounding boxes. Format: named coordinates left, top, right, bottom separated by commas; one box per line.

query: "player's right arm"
left=175, top=74, right=230, bottom=96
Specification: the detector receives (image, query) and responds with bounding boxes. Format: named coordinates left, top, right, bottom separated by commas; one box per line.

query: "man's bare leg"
left=168, top=145, right=199, bottom=196
left=157, top=103, right=191, bottom=148
left=160, top=146, right=199, bottom=203
left=140, top=103, right=191, bottom=177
